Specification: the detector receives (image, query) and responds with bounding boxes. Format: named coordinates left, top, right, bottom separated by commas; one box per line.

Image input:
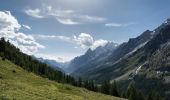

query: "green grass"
left=0, top=58, right=126, bottom=100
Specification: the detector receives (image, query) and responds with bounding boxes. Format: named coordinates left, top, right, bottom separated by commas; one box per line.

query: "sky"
left=0, top=0, right=170, bottom=62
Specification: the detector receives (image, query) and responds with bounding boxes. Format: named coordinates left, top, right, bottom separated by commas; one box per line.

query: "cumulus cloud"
left=0, top=11, right=21, bottom=32
left=35, top=33, right=109, bottom=50
left=74, top=33, right=109, bottom=49
left=24, top=8, right=44, bottom=18
left=22, top=24, right=31, bottom=30
left=0, top=11, right=44, bottom=55
left=73, top=33, right=94, bottom=48
left=91, top=39, right=108, bottom=50
left=24, top=6, right=106, bottom=25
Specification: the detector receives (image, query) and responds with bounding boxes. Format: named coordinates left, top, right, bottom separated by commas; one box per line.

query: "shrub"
left=12, top=70, right=16, bottom=73
left=2, top=57, right=5, bottom=61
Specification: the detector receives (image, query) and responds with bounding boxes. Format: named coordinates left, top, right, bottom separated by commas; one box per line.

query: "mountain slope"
left=36, top=57, right=67, bottom=72
left=66, top=42, right=118, bottom=74
left=74, top=19, right=170, bottom=100
left=71, top=30, right=152, bottom=79
left=0, top=58, right=125, bottom=100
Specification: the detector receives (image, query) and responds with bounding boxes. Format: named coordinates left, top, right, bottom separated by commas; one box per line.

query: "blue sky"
left=0, top=0, right=170, bottom=62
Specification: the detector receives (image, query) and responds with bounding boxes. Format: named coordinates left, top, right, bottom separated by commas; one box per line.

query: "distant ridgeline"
left=0, top=37, right=163, bottom=100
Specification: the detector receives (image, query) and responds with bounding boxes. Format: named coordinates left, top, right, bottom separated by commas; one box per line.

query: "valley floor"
left=0, top=58, right=125, bottom=100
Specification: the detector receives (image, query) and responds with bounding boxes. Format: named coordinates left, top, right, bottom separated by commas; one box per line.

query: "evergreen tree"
left=77, top=77, right=82, bottom=87
left=147, top=91, right=163, bottom=100
left=101, top=81, right=110, bottom=94
left=110, top=81, right=119, bottom=97
left=137, top=91, right=145, bottom=100
left=88, top=80, right=95, bottom=91
left=127, top=84, right=138, bottom=100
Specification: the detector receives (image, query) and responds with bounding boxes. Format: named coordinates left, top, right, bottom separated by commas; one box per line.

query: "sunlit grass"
left=0, top=58, right=126, bottom=100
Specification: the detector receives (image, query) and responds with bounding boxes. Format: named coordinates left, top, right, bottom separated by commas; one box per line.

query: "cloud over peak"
left=74, top=33, right=94, bottom=48
left=35, top=33, right=110, bottom=50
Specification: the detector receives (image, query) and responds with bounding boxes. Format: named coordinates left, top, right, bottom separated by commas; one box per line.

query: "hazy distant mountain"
left=36, top=57, right=68, bottom=72
left=65, top=42, right=118, bottom=74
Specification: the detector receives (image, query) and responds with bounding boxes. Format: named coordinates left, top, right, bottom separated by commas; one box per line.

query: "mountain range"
left=31, top=19, right=170, bottom=100
left=36, top=57, right=68, bottom=72
left=64, top=42, right=118, bottom=74
left=51, top=19, right=170, bottom=100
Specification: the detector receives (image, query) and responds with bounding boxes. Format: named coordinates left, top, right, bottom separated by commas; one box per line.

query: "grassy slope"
left=0, top=58, right=126, bottom=100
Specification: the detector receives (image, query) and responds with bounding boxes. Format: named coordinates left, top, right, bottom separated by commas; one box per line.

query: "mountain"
left=0, top=57, right=125, bottom=100
left=70, top=19, right=170, bottom=100
left=36, top=57, right=68, bottom=72
left=71, top=30, right=152, bottom=79
left=65, top=42, right=118, bottom=74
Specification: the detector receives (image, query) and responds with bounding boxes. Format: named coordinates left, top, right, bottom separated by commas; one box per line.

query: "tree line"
left=0, top=38, right=163, bottom=100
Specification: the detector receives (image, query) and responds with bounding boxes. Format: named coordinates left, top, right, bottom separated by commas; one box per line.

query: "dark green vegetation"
left=0, top=57, right=126, bottom=100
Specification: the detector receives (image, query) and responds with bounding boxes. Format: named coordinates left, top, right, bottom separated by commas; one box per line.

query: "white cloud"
left=105, top=22, right=135, bottom=27
left=35, top=34, right=73, bottom=43
left=22, top=24, right=31, bottom=30
left=77, top=15, right=106, bottom=23
left=46, top=6, right=74, bottom=18
left=0, top=11, right=21, bottom=32
left=0, top=11, right=44, bottom=55
left=73, top=33, right=109, bottom=50
left=57, top=18, right=80, bottom=25
left=24, top=8, right=44, bottom=18
left=73, top=33, right=94, bottom=48
left=91, top=39, right=108, bottom=50
left=25, top=6, right=106, bottom=25
left=35, top=33, right=109, bottom=50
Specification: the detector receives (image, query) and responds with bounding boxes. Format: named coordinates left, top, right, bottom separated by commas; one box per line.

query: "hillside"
left=74, top=20, right=170, bottom=99
left=0, top=58, right=125, bottom=100
left=67, top=42, right=118, bottom=74
left=70, top=19, right=170, bottom=83
left=71, top=30, right=152, bottom=79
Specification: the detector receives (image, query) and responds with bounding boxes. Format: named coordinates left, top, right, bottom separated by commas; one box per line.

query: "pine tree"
left=89, top=80, right=95, bottom=91
left=110, top=81, right=119, bottom=97
left=77, top=77, right=82, bottom=87
left=101, top=81, right=110, bottom=94
left=127, top=84, right=138, bottom=100
left=84, top=80, right=89, bottom=89
left=137, top=91, right=145, bottom=100
left=147, top=91, right=163, bottom=100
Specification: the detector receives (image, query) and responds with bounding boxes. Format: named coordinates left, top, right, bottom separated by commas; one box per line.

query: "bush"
left=2, top=57, right=5, bottom=61
left=12, top=70, right=16, bottom=73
